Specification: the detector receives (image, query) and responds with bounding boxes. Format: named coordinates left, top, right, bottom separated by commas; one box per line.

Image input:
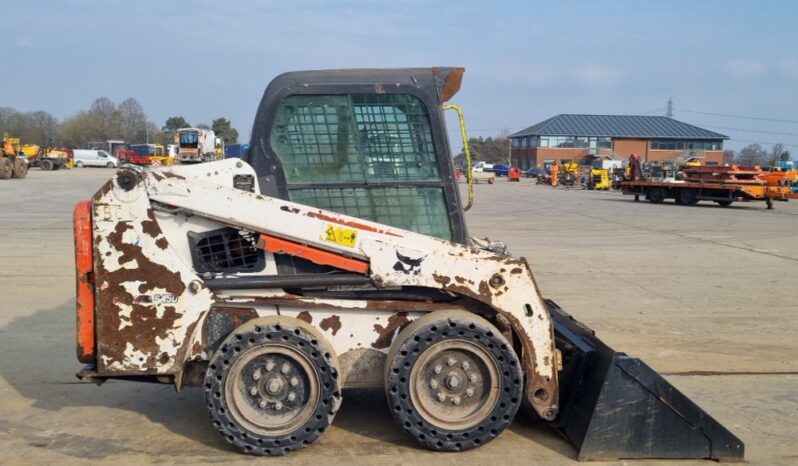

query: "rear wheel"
left=716, top=200, right=733, bottom=207
left=75, top=161, right=84, bottom=168
left=646, top=187, right=665, bottom=204
left=39, top=159, right=54, bottom=171
left=385, top=311, right=522, bottom=452
left=12, top=158, right=27, bottom=178
left=205, top=317, right=342, bottom=455
left=0, top=158, right=12, bottom=179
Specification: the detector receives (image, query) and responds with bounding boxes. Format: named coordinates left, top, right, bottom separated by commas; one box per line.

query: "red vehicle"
left=89, top=140, right=135, bottom=164
left=508, top=167, right=521, bottom=181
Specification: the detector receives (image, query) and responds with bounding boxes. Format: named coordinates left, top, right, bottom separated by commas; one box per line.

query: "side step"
left=546, top=299, right=745, bottom=461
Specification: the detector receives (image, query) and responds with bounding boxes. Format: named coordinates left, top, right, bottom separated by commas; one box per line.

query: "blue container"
left=225, top=143, right=250, bottom=158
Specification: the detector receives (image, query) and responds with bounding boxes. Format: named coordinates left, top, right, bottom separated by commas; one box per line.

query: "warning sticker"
left=322, top=224, right=358, bottom=248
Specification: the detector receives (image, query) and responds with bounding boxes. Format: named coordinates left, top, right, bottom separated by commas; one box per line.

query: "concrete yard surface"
left=0, top=168, right=796, bottom=465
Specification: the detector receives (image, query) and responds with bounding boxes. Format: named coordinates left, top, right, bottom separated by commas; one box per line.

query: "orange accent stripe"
left=73, top=200, right=95, bottom=363
left=305, top=211, right=402, bottom=237
left=258, top=234, right=369, bottom=274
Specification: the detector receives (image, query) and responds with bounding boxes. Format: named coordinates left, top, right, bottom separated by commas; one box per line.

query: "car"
left=73, top=149, right=120, bottom=168
left=524, top=167, right=545, bottom=178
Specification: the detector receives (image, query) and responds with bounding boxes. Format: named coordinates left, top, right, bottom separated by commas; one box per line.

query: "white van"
left=74, top=149, right=120, bottom=168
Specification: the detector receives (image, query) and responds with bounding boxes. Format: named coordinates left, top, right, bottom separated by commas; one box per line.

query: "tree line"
left=0, top=97, right=239, bottom=148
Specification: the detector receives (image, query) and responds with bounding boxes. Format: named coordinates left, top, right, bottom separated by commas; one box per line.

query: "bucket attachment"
left=547, top=300, right=744, bottom=461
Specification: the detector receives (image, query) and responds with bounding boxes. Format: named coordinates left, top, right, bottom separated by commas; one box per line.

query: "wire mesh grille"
left=271, top=94, right=441, bottom=184
left=192, top=229, right=264, bottom=274
left=290, top=186, right=451, bottom=240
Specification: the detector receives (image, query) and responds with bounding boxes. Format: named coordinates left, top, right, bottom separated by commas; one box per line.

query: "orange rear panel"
left=73, top=200, right=95, bottom=363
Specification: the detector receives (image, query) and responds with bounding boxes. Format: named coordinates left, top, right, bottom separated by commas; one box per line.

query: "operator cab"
left=244, top=68, right=468, bottom=246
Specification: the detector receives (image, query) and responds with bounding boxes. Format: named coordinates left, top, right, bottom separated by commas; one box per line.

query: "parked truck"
left=177, top=128, right=218, bottom=163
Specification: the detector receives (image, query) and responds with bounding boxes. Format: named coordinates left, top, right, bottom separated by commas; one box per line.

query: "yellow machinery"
left=0, top=133, right=28, bottom=179
left=559, top=161, right=579, bottom=187
left=588, top=168, right=611, bottom=190
left=130, top=143, right=174, bottom=166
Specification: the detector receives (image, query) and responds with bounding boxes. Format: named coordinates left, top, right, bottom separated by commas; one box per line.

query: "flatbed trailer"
left=622, top=179, right=797, bottom=209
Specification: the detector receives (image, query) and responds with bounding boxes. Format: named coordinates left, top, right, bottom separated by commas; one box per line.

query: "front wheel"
left=106, top=162, right=115, bottom=168
left=205, top=317, right=342, bottom=456
left=385, top=311, right=523, bottom=452
left=39, top=159, right=54, bottom=171
left=13, top=158, right=27, bottom=178
left=75, top=161, right=84, bottom=168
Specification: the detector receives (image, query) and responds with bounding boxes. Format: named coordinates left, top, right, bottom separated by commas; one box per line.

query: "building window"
left=511, top=138, right=520, bottom=148
left=651, top=139, right=723, bottom=151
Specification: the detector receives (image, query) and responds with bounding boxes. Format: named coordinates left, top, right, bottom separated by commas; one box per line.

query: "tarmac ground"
left=0, top=168, right=796, bottom=465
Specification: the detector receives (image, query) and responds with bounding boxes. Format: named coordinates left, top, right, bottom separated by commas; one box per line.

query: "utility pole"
left=666, top=98, right=673, bottom=118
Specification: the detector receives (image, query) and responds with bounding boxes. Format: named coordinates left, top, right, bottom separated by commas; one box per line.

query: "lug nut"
left=259, top=399, right=267, bottom=409
left=433, top=364, right=442, bottom=374
left=437, top=392, right=446, bottom=402
left=290, top=376, right=299, bottom=387
left=446, top=357, right=456, bottom=367
left=461, top=361, right=470, bottom=370
left=274, top=401, right=283, bottom=410
left=265, top=360, right=275, bottom=371
left=465, top=388, right=474, bottom=398
left=287, top=392, right=296, bottom=402
left=468, top=373, right=477, bottom=383
left=252, top=369, right=261, bottom=381
left=451, top=396, right=461, bottom=406
left=281, top=363, right=290, bottom=374
left=430, top=379, right=439, bottom=389
left=249, top=386, right=258, bottom=396
left=266, top=379, right=282, bottom=395
left=447, top=375, right=461, bottom=389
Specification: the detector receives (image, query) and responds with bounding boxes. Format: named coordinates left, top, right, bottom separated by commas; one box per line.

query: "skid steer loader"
left=73, top=68, right=743, bottom=460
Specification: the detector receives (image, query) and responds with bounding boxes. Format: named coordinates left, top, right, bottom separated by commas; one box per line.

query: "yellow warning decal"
left=322, top=223, right=358, bottom=248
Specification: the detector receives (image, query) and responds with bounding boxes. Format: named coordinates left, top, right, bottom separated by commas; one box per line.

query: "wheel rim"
left=410, top=339, right=501, bottom=430
left=225, top=344, right=319, bottom=437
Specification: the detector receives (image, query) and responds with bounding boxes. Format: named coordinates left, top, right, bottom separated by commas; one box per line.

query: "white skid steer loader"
left=73, top=68, right=743, bottom=460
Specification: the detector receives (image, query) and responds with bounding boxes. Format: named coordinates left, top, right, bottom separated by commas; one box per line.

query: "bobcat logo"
left=393, top=251, right=425, bottom=275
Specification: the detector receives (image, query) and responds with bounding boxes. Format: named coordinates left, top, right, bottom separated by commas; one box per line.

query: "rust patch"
left=454, top=276, right=466, bottom=284
left=432, top=273, right=451, bottom=286
left=320, top=315, right=342, bottom=336
left=95, top=219, right=188, bottom=373
left=297, top=311, right=312, bottom=324
left=372, top=312, right=410, bottom=349
left=155, top=237, right=168, bottom=250
left=510, top=267, right=523, bottom=275
left=432, top=66, right=465, bottom=103
left=141, top=209, right=160, bottom=238
left=478, top=280, right=491, bottom=300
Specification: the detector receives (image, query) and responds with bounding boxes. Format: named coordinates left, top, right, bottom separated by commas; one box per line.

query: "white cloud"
left=779, top=59, right=798, bottom=78
left=573, top=65, right=622, bottom=87
left=726, top=59, right=765, bottom=77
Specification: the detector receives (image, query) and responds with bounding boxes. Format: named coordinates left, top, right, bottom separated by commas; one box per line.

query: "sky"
left=2, top=0, right=798, bottom=153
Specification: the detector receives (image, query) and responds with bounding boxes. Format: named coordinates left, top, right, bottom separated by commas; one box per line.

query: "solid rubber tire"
left=204, top=317, right=342, bottom=456
left=385, top=311, right=523, bottom=452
